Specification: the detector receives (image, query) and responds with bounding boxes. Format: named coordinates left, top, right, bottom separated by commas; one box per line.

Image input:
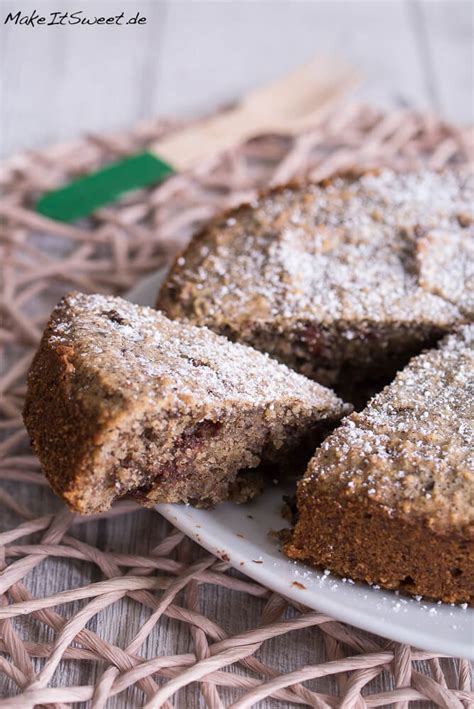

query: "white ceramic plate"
left=128, top=271, right=474, bottom=659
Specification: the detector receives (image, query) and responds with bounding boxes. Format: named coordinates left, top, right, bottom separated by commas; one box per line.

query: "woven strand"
left=1, top=102, right=473, bottom=707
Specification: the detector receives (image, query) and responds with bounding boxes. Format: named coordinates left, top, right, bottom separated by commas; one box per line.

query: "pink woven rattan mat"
left=1, top=102, right=473, bottom=708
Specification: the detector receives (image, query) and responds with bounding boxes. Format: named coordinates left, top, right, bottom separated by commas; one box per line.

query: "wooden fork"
left=156, top=56, right=362, bottom=170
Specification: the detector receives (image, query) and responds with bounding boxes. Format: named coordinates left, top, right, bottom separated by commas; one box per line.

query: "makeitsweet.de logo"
left=3, top=9, right=147, bottom=26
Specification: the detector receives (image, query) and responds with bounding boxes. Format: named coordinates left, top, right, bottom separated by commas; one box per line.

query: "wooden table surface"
left=1, top=1, right=473, bottom=707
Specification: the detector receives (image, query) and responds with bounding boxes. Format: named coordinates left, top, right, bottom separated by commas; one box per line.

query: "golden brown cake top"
left=299, top=325, right=474, bottom=534
left=159, top=170, right=473, bottom=328
left=44, top=292, right=347, bottom=416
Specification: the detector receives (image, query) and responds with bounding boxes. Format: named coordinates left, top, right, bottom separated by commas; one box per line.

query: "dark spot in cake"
left=400, top=576, right=415, bottom=586
left=178, top=419, right=222, bottom=453
left=450, top=568, right=463, bottom=577
left=128, top=480, right=155, bottom=500
left=298, top=323, right=322, bottom=356
left=156, top=461, right=178, bottom=482
left=188, top=357, right=211, bottom=368
left=103, top=309, right=128, bottom=325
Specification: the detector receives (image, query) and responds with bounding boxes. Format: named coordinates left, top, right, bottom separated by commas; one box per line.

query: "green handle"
left=36, top=151, right=175, bottom=223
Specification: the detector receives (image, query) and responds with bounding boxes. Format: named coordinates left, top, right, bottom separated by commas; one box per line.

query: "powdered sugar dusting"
left=47, top=292, right=347, bottom=419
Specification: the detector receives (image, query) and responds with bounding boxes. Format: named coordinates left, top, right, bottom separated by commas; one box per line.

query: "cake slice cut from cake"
left=23, top=292, right=349, bottom=514
left=157, top=170, right=472, bottom=401
left=285, top=325, right=474, bottom=604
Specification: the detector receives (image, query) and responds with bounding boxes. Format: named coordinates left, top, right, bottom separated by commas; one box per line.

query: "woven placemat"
left=0, top=102, right=473, bottom=708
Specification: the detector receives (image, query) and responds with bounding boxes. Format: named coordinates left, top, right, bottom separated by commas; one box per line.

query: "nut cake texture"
left=158, top=170, right=473, bottom=400
left=23, top=293, right=349, bottom=514
left=285, top=325, right=474, bottom=604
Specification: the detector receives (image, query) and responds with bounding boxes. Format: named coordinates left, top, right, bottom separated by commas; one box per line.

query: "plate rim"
left=156, top=493, right=474, bottom=660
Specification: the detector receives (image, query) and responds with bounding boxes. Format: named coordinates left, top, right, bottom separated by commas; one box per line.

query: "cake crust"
left=285, top=326, right=474, bottom=604
left=157, top=170, right=472, bottom=400
left=23, top=292, right=349, bottom=514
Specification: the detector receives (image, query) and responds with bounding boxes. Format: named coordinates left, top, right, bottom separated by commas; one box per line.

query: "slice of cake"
left=23, top=292, right=349, bottom=514
left=285, top=326, right=474, bottom=604
left=157, top=170, right=472, bottom=400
